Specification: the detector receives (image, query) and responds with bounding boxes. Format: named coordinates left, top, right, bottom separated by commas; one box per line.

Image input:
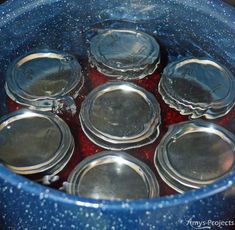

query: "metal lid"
left=81, top=118, right=160, bottom=150
left=159, top=58, right=235, bottom=119
left=88, top=29, right=160, bottom=79
left=5, top=50, right=83, bottom=111
left=154, top=120, right=235, bottom=193
left=0, top=109, right=74, bottom=175
left=66, top=151, right=159, bottom=200
left=159, top=82, right=205, bottom=118
left=80, top=82, right=161, bottom=149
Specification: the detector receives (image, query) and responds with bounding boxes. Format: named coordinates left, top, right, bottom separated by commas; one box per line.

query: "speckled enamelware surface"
left=0, top=0, right=234, bottom=229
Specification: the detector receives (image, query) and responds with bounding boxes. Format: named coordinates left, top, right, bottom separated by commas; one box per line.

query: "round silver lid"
left=159, top=82, right=207, bottom=118
left=159, top=58, right=235, bottom=119
left=66, top=151, right=159, bottom=200
left=5, top=50, right=83, bottom=111
left=89, top=29, right=160, bottom=79
left=80, top=82, right=161, bottom=149
left=159, top=82, right=234, bottom=119
left=155, top=120, right=235, bottom=193
left=80, top=118, right=160, bottom=150
left=0, top=109, right=74, bottom=175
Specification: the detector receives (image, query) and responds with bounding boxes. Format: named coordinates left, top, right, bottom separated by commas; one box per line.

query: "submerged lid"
left=5, top=50, right=83, bottom=111
left=80, top=81, right=161, bottom=149
left=0, top=109, right=74, bottom=175
left=89, top=29, right=160, bottom=79
left=159, top=58, right=235, bottom=119
left=155, top=120, right=235, bottom=193
left=159, top=82, right=206, bottom=118
left=80, top=118, right=160, bottom=150
left=66, top=151, right=159, bottom=200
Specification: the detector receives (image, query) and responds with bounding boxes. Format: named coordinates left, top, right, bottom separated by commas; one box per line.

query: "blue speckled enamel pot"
left=0, top=0, right=234, bottom=229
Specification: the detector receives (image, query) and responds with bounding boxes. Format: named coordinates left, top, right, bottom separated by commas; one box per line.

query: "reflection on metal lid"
left=66, top=151, right=159, bottom=200
left=80, top=119, right=160, bottom=150
left=89, top=29, right=160, bottom=79
left=159, top=57, right=235, bottom=119
left=5, top=50, right=83, bottom=112
left=0, top=109, right=74, bottom=176
left=155, top=120, right=235, bottom=193
left=80, top=82, right=161, bottom=150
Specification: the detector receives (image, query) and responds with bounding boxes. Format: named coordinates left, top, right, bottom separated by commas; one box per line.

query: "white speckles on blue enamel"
left=0, top=0, right=234, bottom=229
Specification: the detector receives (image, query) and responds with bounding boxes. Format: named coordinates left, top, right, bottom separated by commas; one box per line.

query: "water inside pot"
left=0, top=1, right=234, bottom=198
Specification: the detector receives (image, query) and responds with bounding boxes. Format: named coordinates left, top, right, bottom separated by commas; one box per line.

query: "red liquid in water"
left=7, top=98, right=22, bottom=112
left=50, top=64, right=189, bottom=196
left=7, top=61, right=235, bottom=197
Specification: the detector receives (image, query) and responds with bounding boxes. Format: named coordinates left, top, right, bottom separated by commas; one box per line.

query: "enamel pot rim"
left=0, top=0, right=234, bottom=213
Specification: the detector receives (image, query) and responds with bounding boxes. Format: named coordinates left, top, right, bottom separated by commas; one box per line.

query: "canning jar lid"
left=154, top=120, right=235, bottom=193
left=80, top=81, right=161, bottom=150
left=66, top=151, right=159, bottom=200
left=80, top=115, right=161, bottom=150
left=88, top=29, right=160, bottom=79
left=159, top=57, right=235, bottom=119
left=5, top=50, right=84, bottom=112
left=0, top=109, right=74, bottom=176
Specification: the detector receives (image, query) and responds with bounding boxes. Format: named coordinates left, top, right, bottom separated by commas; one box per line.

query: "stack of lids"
left=88, top=29, right=160, bottom=79
left=154, top=120, right=235, bottom=193
left=80, top=82, right=161, bottom=150
left=0, top=109, right=74, bottom=180
left=158, top=58, right=235, bottom=119
left=66, top=151, right=160, bottom=200
left=5, top=50, right=84, bottom=114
